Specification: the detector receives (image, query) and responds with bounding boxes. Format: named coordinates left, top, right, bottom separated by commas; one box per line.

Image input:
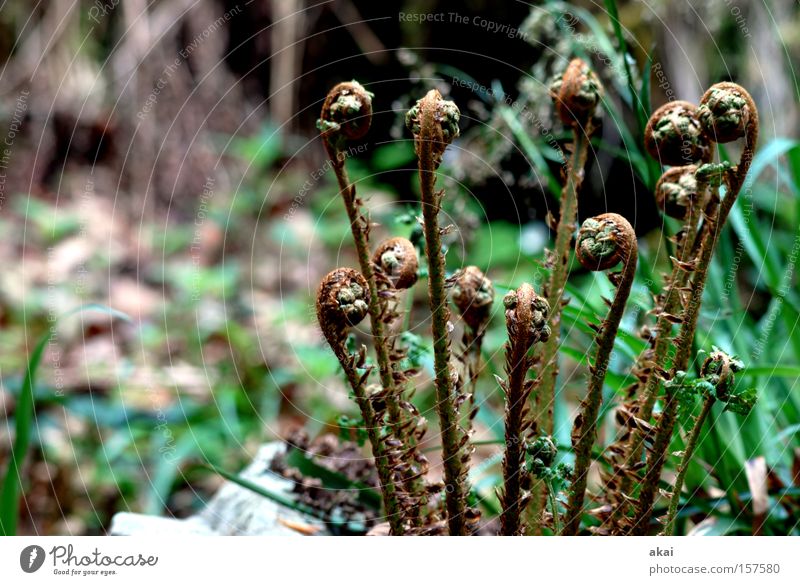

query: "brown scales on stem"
left=317, top=81, right=432, bottom=534
left=317, top=81, right=404, bottom=432
left=629, top=82, right=758, bottom=535
left=310, top=71, right=759, bottom=538
left=597, top=98, right=715, bottom=533
left=599, top=165, right=712, bottom=531
left=407, top=89, right=475, bottom=535
left=498, top=284, right=551, bottom=535
left=315, top=268, right=404, bottom=533
left=528, top=57, right=603, bottom=534
left=663, top=350, right=746, bottom=535
left=561, top=214, right=638, bottom=535
left=451, top=266, right=495, bottom=436
left=370, top=236, right=431, bottom=528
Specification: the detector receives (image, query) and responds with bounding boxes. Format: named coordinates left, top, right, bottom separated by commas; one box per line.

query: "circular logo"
left=20, top=545, right=46, bottom=573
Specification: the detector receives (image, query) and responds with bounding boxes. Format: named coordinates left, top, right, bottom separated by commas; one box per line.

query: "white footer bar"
left=1, top=536, right=797, bottom=583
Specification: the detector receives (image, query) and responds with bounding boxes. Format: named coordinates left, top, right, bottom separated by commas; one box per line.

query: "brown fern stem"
left=601, top=164, right=713, bottom=530
left=499, top=285, right=550, bottom=535
left=527, top=59, right=603, bottom=533
left=526, top=128, right=590, bottom=533
left=562, top=214, right=638, bottom=535
left=323, top=142, right=403, bottom=429
left=630, top=83, right=758, bottom=534
left=409, top=90, right=470, bottom=535
left=316, top=268, right=404, bottom=533
left=664, top=349, right=746, bottom=534
left=500, top=340, right=533, bottom=534
left=372, top=237, right=428, bottom=528
left=336, top=345, right=405, bottom=534
left=534, top=128, right=590, bottom=436
left=663, top=393, right=714, bottom=535
left=452, top=266, right=494, bottom=435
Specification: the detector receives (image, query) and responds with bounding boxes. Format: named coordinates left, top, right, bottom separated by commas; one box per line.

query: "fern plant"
left=311, top=72, right=760, bottom=536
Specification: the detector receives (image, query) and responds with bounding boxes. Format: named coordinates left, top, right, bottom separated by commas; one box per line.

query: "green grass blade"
left=202, top=463, right=319, bottom=518
left=0, top=304, right=130, bottom=535
left=603, top=0, right=647, bottom=137
left=285, top=448, right=381, bottom=509
left=0, top=332, right=50, bottom=536
left=743, top=365, right=800, bottom=377
left=497, top=105, right=562, bottom=197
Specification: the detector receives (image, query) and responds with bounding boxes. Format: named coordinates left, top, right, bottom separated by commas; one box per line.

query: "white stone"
left=110, top=443, right=327, bottom=536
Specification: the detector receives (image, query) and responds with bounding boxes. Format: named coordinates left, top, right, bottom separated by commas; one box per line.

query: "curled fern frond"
left=315, top=267, right=406, bottom=534
left=406, top=89, right=460, bottom=168
left=528, top=59, right=602, bottom=531
left=316, top=268, right=370, bottom=348
left=644, top=101, right=711, bottom=166
left=563, top=213, right=638, bottom=535
left=664, top=348, right=752, bottom=534
left=372, top=237, right=419, bottom=290
left=499, top=283, right=550, bottom=535
left=655, top=165, right=701, bottom=220
left=407, top=89, right=471, bottom=536
left=697, top=82, right=756, bottom=144
left=503, top=284, right=551, bottom=350
left=451, top=266, right=495, bottom=332
left=575, top=212, right=637, bottom=271
left=633, top=85, right=759, bottom=535
left=700, top=348, right=744, bottom=398
left=549, top=58, right=604, bottom=127
left=317, top=81, right=373, bottom=143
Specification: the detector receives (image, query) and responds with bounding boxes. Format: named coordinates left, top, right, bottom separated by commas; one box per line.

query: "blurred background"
left=1, top=0, right=799, bottom=535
